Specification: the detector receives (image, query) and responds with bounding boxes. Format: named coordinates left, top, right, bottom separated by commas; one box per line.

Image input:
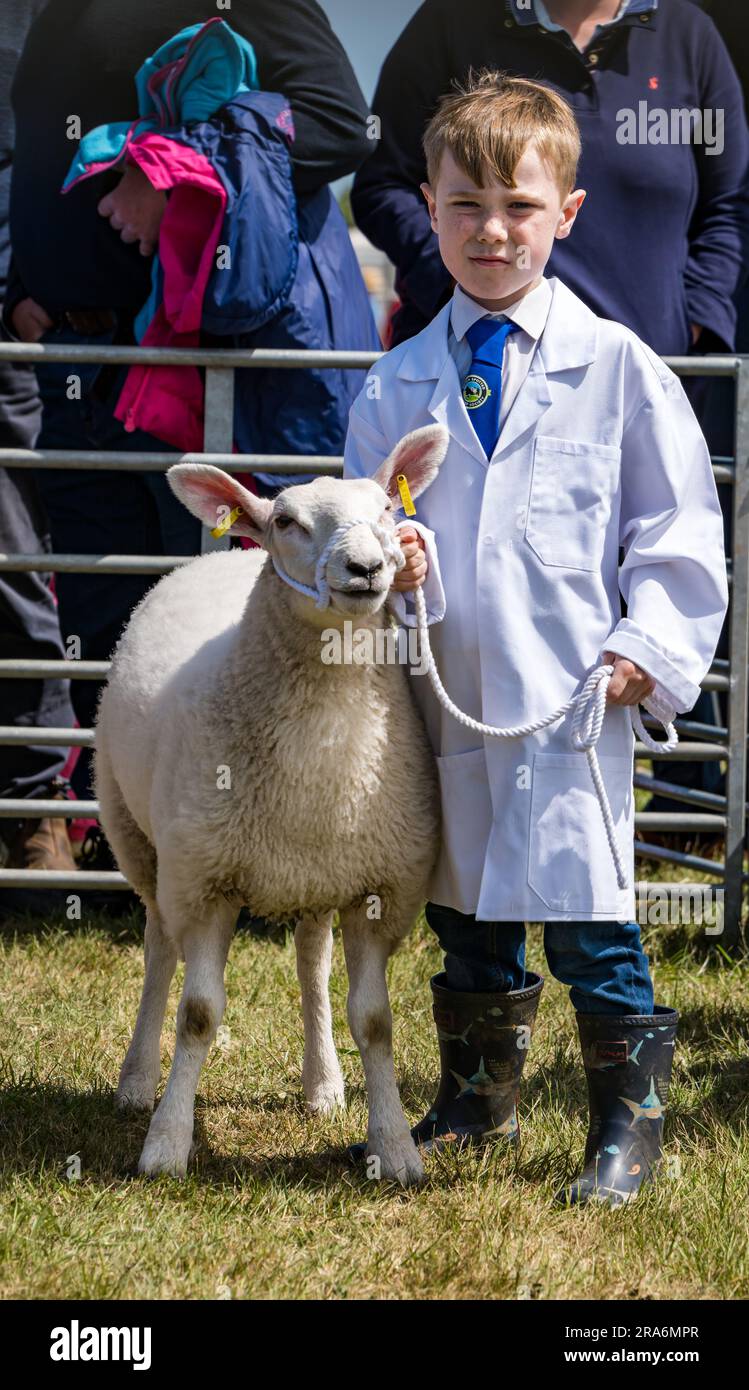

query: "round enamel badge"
left=462, top=373, right=491, bottom=409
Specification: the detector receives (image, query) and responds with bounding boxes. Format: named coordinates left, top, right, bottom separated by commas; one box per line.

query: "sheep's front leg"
left=295, top=912, right=345, bottom=1114
left=117, top=903, right=178, bottom=1113
left=138, top=901, right=235, bottom=1178
left=340, top=910, right=424, bottom=1186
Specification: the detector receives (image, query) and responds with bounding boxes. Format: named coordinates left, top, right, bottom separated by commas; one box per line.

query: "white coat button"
left=483, top=534, right=493, bottom=544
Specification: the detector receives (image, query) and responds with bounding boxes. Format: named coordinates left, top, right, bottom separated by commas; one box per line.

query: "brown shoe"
left=6, top=786, right=77, bottom=874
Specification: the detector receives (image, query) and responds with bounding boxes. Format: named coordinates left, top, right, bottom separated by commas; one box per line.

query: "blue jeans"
left=425, top=902, right=654, bottom=1015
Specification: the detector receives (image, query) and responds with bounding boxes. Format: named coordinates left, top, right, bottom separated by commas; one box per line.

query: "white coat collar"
left=395, top=277, right=599, bottom=466
left=450, top=276, right=553, bottom=344
left=396, top=276, right=598, bottom=383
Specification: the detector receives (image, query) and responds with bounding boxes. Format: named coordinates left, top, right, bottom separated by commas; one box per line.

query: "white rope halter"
left=271, top=517, right=405, bottom=608
left=273, top=518, right=678, bottom=892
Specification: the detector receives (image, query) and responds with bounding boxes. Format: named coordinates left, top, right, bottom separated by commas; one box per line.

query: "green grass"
left=1, top=898, right=747, bottom=1301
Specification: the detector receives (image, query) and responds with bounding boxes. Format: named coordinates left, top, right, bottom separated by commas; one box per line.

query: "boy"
left=343, top=73, right=728, bottom=1206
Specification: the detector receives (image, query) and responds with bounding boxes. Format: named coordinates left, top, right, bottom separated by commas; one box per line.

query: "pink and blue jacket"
left=63, top=18, right=379, bottom=483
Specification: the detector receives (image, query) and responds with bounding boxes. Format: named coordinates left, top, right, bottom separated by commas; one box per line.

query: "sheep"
left=94, top=424, right=448, bottom=1186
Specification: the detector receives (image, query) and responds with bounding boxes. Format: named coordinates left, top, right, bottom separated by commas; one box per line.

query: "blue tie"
left=462, top=317, right=519, bottom=459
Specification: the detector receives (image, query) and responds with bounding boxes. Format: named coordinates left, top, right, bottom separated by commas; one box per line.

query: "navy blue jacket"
left=0, top=0, right=45, bottom=300
left=351, top=0, right=749, bottom=354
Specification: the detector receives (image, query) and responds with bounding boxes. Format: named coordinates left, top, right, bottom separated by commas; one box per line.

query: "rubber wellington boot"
left=411, top=971, right=545, bottom=1151
left=555, top=1005, right=679, bottom=1208
left=348, top=971, right=543, bottom=1163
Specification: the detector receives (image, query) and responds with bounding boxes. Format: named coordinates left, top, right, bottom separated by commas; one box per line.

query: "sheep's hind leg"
left=138, top=899, right=235, bottom=1178
left=117, top=901, right=178, bottom=1113
left=295, top=912, right=345, bottom=1114
left=340, top=909, right=424, bottom=1187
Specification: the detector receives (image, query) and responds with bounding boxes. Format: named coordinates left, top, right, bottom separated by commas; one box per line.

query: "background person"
left=6, top=0, right=375, bottom=884
left=352, top=0, right=748, bottom=354
left=0, top=0, right=79, bottom=909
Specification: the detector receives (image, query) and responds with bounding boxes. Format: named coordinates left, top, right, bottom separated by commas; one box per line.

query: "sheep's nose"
left=346, top=559, right=384, bottom=579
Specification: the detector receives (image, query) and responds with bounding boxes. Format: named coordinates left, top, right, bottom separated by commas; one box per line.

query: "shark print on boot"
left=555, top=1005, right=679, bottom=1208
left=409, top=972, right=543, bottom=1152
left=347, top=971, right=543, bottom=1163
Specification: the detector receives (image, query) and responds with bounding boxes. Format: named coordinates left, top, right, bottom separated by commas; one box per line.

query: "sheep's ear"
left=167, top=464, right=273, bottom=545
left=373, top=424, right=449, bottom=505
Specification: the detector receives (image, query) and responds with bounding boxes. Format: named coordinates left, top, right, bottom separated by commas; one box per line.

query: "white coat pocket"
left=431, top=747, right=493, bottom=913
left=525, top=436, right=621, bottom=571
left=527, top=752, right=632, bottom=913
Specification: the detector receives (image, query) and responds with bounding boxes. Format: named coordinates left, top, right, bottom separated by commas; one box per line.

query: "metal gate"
left=0, top=339, right=746, bottom=946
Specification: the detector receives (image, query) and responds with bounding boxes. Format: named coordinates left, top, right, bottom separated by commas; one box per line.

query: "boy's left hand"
left=602, top=650, right=656, bottom=706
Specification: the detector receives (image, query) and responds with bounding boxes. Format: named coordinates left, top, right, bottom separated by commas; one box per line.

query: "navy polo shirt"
left=351, top=0, right=749, bottom=354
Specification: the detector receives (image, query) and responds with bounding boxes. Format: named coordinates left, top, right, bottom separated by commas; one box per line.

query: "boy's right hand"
left=392, top=524, right=427, bottom=592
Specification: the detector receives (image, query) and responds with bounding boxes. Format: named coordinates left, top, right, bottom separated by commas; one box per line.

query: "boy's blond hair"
left=423, top=69, right=581, bottom=198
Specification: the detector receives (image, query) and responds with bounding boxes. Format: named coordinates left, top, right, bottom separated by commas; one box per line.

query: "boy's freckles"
left=420, top=144, right=585, bottom=311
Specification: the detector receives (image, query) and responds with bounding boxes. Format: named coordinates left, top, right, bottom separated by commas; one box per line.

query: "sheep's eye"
left=274, top=515, right=294, bottom=530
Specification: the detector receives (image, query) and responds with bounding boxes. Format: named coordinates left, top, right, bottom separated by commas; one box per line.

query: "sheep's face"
left=268, top=475, right=399, bottom=618
left=166, top=425, right=449, bottom=624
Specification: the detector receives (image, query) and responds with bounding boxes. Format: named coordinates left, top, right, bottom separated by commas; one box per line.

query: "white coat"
left=343, top=276, right=729, bottom=923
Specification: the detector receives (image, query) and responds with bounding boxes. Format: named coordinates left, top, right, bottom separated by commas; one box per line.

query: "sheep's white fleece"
left=95, top=546, right=439, bottom=935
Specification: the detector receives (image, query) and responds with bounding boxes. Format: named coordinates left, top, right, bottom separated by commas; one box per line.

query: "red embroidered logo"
left=649, top=76, right=659, bottom=90
left=596, top=1040, right=629, bottom=1065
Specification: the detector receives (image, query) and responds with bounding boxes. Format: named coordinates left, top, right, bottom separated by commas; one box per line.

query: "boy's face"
left=420, top=142, right=585, bottom=311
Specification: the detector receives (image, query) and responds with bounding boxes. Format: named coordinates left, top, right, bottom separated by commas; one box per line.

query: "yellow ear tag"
left=396, top=474, right=416, bottom=517
left=211, top=505, right=244, bottom=539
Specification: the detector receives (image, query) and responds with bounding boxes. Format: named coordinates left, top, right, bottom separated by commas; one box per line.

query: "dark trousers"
left=32, top=325, right=201, bottom=799
left=426, top=902, right=655, bottom=1015
left=0, top=352, right=75, bottom=800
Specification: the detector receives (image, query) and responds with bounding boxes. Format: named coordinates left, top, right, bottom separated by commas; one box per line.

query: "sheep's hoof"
left=305, top=1074, right=346, bottom=1115
left=116, top=1072, right=158, bottom=1113
left=137, top=1125, right=193, bottom=1179
left=368, top=1134, right=426, bottom=1187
